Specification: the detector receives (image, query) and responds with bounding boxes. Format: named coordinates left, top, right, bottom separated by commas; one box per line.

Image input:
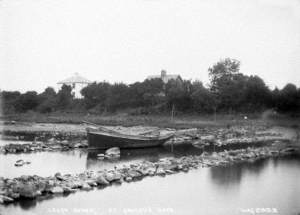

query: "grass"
left=1, top=111, right=300, bottom=129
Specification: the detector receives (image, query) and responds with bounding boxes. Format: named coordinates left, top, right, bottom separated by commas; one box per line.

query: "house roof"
left=57, top=73, right=92, bottom=84
left=146, top=74, right=180, bottom=83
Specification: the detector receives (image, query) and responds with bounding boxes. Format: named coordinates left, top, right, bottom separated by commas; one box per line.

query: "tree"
left=81, top=82, right=111, bottom=112
left=56, top=85, right=73, bottom=110
left=107, top=83, right=130, bottom=111
left=191, top=81, right=214, bottom=113
left=16, top=91, right=39, bottom=112
left=126, top=79, right=166, bottom=110
left=277, top=83, right=299, bottom=112
left=37, top=87, right=57, bottom=113
left=165, top=79, right=192, bottom=112
left=208, top=58, right=242, bottom=114
left=209, top=58, right=241, bottom=93
left=141, top=78, right=165, bottom=107
left=243, top=75, right=272, bottom=112
left=1, top=91, right=21, bottom=113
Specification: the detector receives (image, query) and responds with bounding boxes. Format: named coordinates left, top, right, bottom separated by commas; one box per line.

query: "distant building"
left=57, top=73, right=92, bottom=98
left=146, top=70, right=181, bottom=84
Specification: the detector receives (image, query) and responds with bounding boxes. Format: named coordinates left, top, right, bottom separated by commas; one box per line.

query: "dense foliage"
left=1, top=58, right=299, bottom=115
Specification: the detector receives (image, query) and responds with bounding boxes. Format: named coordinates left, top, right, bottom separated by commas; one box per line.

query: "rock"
left=192, top=140, right=205, bottom=146
left=61, top=140, right=69, bottom=145
left=19, top=183, right=38, bottom=199
left=160, top=162, right=178, bottom=172
left=105, top=147, right=120, bottom=157
left=124, top=177, right=132, bottom=182
left=48, top=138, right=56, bottom=143
left=177, top=164, right=184, bottom=170
left=201, top=135, right=215, bottom=143
left=54, top=172, right=65, bottom=181
left=81, top=183, right=92, bottom=191
left=7, top=190, right=20, bottom=200
left=63, top=186, right=77, bottom=193
left=15, top=159, right=25, bottom=167
left=105, top=171, right=122, bottom=182
left=50, top=186, right=64, bottom=194
left=165, top=170, right=175, bottom=174
left=70, top=181, right=83, bottom=189
left=0, top=195, right=14, bottom=204
left=86, top=180, right=97, bottom=187
left=74, top=143, right=82, bottom=148
left=126, top=169, right=142, bottom=179
left=51, top=145, right=63, bottom=150
left=14, top=159, right=31, bottom=167
left=156, top=168, right=166, bottom=176
left=144, top=167, right=157, bottom=175
left=95, top=175, right=110, bottom=185
left=182, top=167, right=189, bottom=172
left=78, top=173, right=87, bottom=180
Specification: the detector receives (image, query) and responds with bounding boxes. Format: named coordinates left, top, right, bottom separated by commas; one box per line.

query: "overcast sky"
left=1, top=0, right=300, bottom=93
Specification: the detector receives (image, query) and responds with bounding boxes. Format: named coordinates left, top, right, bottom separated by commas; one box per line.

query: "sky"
left=0, top=0, right=300, bottom=93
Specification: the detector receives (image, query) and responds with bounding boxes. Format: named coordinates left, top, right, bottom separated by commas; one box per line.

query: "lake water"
left=0, top=140, right=300, bottom=215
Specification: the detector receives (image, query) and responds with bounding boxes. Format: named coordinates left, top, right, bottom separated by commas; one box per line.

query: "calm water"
left=0, top=139, right=269, bottom=179
left=1, top=140, right=300, bottom=215
left=0, top=139, right=205, bottom=178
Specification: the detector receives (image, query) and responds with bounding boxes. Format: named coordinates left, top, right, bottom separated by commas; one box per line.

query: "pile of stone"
left=14, top=160, right=31, bottom=167
left=0, top=140, right=88, bottom=154
left=0, top=145, right=298, bottom=205
left=191, top=126, right=290, bottom=148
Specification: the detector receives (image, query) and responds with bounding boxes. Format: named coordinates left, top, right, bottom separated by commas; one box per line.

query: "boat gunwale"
left=87, top=130, right=174, bottom=141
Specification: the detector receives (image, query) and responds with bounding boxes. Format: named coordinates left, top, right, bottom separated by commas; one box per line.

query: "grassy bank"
left=1, top=111, right=300, bottom=129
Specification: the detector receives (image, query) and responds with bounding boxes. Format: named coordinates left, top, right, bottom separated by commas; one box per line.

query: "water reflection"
left=2, top=155, right=300, bottom=215
left=209, top=155, right=300, bottom=188
left=2, top=140, right=295, bottom=179
left=86, top=144, right=206, bottom=169
left=209, top=159, right=270, bottom=187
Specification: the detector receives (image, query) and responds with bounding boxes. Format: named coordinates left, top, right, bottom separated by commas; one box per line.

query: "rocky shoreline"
left=0, top=123, right=295, bottom=154
left=0, top=145, right=299, bottom=205
left=1, top=123, right=299, bottom=205
left=0, top=140, right=88, bottom=154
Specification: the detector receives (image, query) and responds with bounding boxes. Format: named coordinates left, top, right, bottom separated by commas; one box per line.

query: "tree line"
left=1, top=58, right=300, bottom=115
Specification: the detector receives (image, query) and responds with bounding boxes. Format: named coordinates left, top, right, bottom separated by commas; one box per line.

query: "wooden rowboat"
left=86, top=127, right=174, bottom=149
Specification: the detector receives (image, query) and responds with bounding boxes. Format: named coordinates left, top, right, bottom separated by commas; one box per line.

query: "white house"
left=146, top=70, right=181, bottom=84
left=57, top=73, right=92, bottom=98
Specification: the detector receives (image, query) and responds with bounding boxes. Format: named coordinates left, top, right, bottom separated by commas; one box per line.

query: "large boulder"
left=54, top=172, right=65, bottom=181
left=86, top=179, right=97, bottom=187
left=104, top=171, right=122, bottom=182
left=50, top=186, right=64, bottom=194
left=70, top=181, right=83, bottom=189
left=126, top=170, right=142, bottom=179
left=81, top=183, right=93, bottom=191
left=105, top=147, right=120, bottom=157
left=95, top=175, right=109, bottom=185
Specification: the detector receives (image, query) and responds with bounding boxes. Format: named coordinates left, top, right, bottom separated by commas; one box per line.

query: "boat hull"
left=87, top=131, right=173, bottom=149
